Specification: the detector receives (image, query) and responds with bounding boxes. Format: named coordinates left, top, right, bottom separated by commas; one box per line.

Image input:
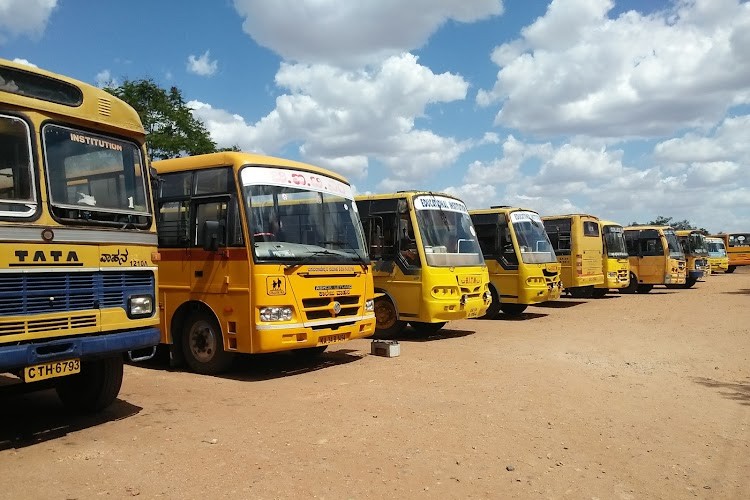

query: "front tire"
left=182, top=311, right=234, bottom=375
left=500, top=303, right=527, bottom=315
left=636, top=284, right=653, bottom=294
left=725, top=266, right=736, bottom=274
left=409, top=321, right=447, bottom=335
left=569, top=286, right=593, bottom=298
left=481, top=286, right=501, bottom=319
left=374, top=297, right=406, bottom=338
left=620, top=273, right=638, bottom=294
left=55, top=355, right=123, bottom=413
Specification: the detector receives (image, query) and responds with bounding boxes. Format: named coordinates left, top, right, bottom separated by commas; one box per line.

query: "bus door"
left=190, top=195, right=242, bottom=294
left=362, top=200, right=421, bottom=318
left=637, top=229, right=664, bottom=281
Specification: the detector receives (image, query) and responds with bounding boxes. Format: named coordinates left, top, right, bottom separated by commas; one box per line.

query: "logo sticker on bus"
left=266, top=276, right=286, bottom=296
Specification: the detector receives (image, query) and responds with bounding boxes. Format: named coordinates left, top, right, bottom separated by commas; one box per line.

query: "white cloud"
left=187, top=50, right=218, bottom=77
left=477, top=0, right=750, bottom=138
left=12, top=58, right=37, bottom=68
left=0, top=0, right=56, bottom=42
left=190, top=53, right=471, bottom=183
left=95, top=69, right=116, bottom=88
left=232, top=0, right=503, bottom=66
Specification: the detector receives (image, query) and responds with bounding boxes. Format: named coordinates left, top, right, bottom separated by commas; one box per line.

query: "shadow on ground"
left=0, top=378, right=141, bottom=450
left=534, top=300, right=588, bottom=308
left=391, top=327, right=475, bottom=343
left=723, top=288, right=750, bottom=295
left=485, top=312, right=549, bottom=321
left=133, top=347, right=367, bottom=382
left=692, top=376, right=750, bottom=406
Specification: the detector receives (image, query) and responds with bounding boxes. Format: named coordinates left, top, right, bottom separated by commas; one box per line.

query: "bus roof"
left=542, top=213, right=599, bottom=220
left=674, top=229, right=703, bottom=236
left=624, top=225, right=674, bottom=231
left=355, top=191, right=464, bottom=202
left=153, top=151, right=351, bottom=185
left=469, top=206, right=538, bottom=215
left=599, top=219, right=623, bottom=227
left=0, top=57, right=144, bottom=136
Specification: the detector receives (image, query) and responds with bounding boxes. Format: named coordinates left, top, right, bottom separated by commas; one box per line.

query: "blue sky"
left=2, top=0, right=749, bottom=232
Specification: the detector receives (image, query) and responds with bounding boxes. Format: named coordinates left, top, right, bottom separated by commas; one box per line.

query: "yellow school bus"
left=0, top=58, right=160, bottom=411
left=356, top=192, right=491, bottom=336
left=622, top=226, right=686, bottom=293
left=153, top=152, right=376, bottom=374
left=705, top=237, right=729, bottom=273
left=674, top=230, right=708, bottom=288
left=469, top=206, right=562, bottom=316
left=592, top=220, right=630, bottom=297
left=542, top=214, right=604, bottom=298
left=711, top=233, right=750, bottom=273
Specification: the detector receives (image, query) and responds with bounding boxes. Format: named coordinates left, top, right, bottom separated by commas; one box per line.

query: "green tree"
left=105, top=79, right=217, bottom=160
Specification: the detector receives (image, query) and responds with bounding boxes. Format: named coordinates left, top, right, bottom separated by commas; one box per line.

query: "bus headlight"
left=483, top=290, right=492, bottom=302
left=365, top=299, right=374, bottom=312
left=260, top=306, right=293, bottom=322
left=128, top=295, right=154, bottom=318
left=664, top=274, right=672, bottom=284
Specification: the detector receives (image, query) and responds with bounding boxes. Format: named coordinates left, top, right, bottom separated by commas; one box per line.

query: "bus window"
left=0, top=115, right=35, bottom=216
left=499, top=218, right=518, bottom=267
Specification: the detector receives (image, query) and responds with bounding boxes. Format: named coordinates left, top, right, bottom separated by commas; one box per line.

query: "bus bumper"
left=688, top=270, right=705, bottom=280
left=0, top=327, right=161, bottom=372
left=422, top=295, right=490, bottom=322
left=255, top=316, right=377, bottom=352
left=520, top=281, right=562, bottom=304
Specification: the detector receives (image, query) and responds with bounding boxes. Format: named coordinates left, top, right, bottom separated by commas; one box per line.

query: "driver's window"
left=194, top=201, right=227, bottom=247
left=499, top=219, right=518, bottom=266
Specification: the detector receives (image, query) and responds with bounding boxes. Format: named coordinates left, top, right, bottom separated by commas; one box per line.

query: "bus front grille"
left=0, top=313, right=98, bottom=337
left=0, top=271, right=155, bottom=316
left=302, top=295, right=361, bottom=321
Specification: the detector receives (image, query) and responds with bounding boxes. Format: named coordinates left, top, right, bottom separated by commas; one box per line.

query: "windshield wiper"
left=318, top=240, right=368, bottom=266
left=284, top=249, right=338, bottom=270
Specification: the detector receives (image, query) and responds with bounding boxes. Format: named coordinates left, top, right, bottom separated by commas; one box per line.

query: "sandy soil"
left=1, top=269, right=749, bottom=499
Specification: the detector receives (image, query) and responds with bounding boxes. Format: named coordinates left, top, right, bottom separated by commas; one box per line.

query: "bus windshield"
left=603, top=225, right=628, bottom=259
left=43, top=124, right=150, bottom=225
left=664, top=230, right=685, bottom=259
left=707, top=239, right=726, bottom=257
left=241, top=166, right=368, bottom=265
left=510, top=211, right=556, bottom=264
left=413, top=194, right=484, bottom=267
left=688, top=233, right=708, bottom=256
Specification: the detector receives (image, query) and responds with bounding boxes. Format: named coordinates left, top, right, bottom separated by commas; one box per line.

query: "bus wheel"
left=291, top=346, right=328, bottom=359
left=620, top=273, right=638, bottom=294
left=636, top=284, right=653, bottom=294
left=500, top=303, right=527, bottom=315
left=55, top=355, right=123, bottom=413
left=591, top=288, right=608, bottom=299
left=374, top=297, right=406, bottom=338
left=683, top=278, right=697, bottom=289
left=725, top=266, right=736, bottom=273
left=410, top=321, right=447, bottom=335
left=182, top=311, right=234, bottom=375
left=481, top=286, right=501, bottom=319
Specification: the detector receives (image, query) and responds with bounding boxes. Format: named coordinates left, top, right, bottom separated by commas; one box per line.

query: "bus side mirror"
left=202, top=220, right=224, bottom=252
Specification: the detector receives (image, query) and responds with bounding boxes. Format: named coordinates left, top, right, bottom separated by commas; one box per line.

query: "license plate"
left=467, top=307, right=480, bottom=318
left=319, top=333, right=348, bottom=344
left=24, top=359, right=81, bottom=383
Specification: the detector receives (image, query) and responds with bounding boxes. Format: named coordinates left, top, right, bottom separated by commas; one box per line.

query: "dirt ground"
left=1, top=269, right=748, bottom=500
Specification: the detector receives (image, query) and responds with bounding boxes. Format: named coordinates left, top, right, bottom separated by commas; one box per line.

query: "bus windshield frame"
left=42, top=124, right=151, bottom=227
left=240, top=166, right=368, bottom=266
left=603, top=225, right=628, bottom=259
left=413, top=194, right=484, bottom=268
left=664, top=229, right=685, bottom=259
left=509, top=211, right=556, bottom=264
left=0, top=113, right=37, bottom=218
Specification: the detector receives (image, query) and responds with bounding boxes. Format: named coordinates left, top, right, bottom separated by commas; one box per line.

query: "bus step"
left=128, top=346, right=157, bottom=363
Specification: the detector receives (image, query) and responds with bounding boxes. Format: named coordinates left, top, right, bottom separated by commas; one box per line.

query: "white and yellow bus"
left=356, top=192, right=491, bottom=336
left=0, top=58, right=160, bottom=411
left=622, top=225, right=686, bottom=293
left=469, top=206, right=561, bottom=316
left=705, top=236, right=729, bottom=273
left=592, top=220, right=630, bottom=298
left=154, top=152, right=376, bottom=374
left=711, top=233, right=750, bottom=273
left=542, top=214, right=604, bottom=298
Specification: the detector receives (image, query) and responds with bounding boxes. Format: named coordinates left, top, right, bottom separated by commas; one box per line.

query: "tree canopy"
left=629, top=215, right=708, bottom=233
left=105, top=79, right=217, bottom=160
